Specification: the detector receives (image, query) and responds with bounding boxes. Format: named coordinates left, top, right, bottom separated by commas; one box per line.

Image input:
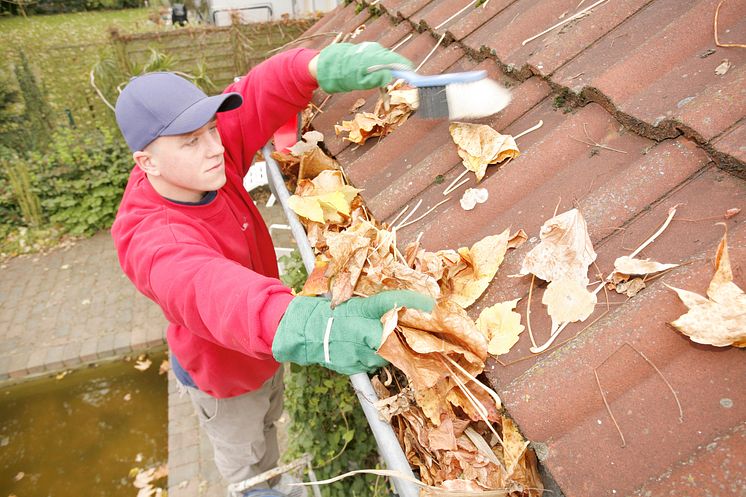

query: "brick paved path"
left=0, top=232, right=167, bottom=381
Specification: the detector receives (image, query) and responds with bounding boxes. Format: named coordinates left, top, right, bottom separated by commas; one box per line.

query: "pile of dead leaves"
left=287, top=155, right=540, bottom=493
left=334, top=80, right=419, bottom=145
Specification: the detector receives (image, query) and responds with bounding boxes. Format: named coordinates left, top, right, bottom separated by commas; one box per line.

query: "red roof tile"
left=295, top=2, right=746, bottom=495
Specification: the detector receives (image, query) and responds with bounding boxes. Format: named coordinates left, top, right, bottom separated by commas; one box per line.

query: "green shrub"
left=29, top=127, right=132, bottom=235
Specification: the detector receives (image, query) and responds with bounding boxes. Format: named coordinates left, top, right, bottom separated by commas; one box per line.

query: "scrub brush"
left=368, top=65, right=512, bottom=120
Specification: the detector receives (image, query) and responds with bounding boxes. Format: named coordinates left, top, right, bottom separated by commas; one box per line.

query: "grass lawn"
left=0, top=8, right=174, bottom=131
left=0, top=8, right=167, bottom=58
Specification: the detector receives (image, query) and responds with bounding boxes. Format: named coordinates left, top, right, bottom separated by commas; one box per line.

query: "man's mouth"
left=206, top=163, right=223, bottom=172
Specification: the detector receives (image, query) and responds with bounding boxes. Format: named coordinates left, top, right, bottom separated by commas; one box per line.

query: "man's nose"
left=206, top=131, right=224, bottom=157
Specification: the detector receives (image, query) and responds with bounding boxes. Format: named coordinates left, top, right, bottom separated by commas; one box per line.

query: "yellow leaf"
left=449, top=122, right=520, bottom=182
left=444, top=229, right=511, bottom=308
left=520, top=208, right=596, bottom=285
left=287, top=195, right=324, bottom=223
left=668, top=231, right=746, bottom=347
left=476, top=299, right=525, bottom=356
left=542, top=278, right=597, bottom=333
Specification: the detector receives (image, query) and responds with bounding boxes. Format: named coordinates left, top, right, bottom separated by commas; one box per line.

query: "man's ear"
left=133, top=150, right=160, bottom=177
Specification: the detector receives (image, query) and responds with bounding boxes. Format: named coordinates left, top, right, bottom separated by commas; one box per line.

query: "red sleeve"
left=146, top=237, right=294, bottom=359
left=217, top=48, right=319, bottom=177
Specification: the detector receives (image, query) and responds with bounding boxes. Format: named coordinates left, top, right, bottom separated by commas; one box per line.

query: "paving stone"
left=79, top=339, right=98, bottom=363
left=43, top=345, right=65, bottom=372
left=113, top=331, right=132, bottom=356
left=168, top=463, right=200, bottom=490
left=96, top=334, right=115, bottom=359
left=62, top=342, right=82, bottom=368
left=26, top=348, right=47, bottom=375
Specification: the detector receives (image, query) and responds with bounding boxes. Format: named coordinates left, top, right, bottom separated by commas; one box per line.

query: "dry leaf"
left=449, top=123, right=520, bottom=182
left=476, top=299, right=525, bottom=356
left=725, top=207, right=740, bottom=219
left=508, top=229, right=528, bottom=249
left=613, top=256, right=678, bottom=275
left=615, top=277, right=646, bottom=297
left=520, top=208, right=597, bottom=285
left=325, top=230, right=371, bottom=306
left=668, top=231, right=746, bottom=347
left=335, top=82, right=418, bottom=144
left=158, top=359, right=170, bottom=375
left=288, top=170, right=361, bottom=224
left=442, top=229, right=511, bottom=308
left=459, top=188, right=489, bottom=211
left=300, top=259, right=330, bottom=296
left=134, top=356, right=152, bottom=371
left=299, top=146, right=338, bottom=181
left=715, top=59, right=732, bottom=75
left=287, top=130, right=324, bottom=156
left=542, top=278, right=597, bottom=333
left=349, top=97, right=366, bottom=113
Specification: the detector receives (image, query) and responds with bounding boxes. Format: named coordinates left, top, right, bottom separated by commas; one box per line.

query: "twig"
left=441, top=354, right=502, bottom=409
left=497, top=310, right=610, bottom=367
left=626, top=343, right=684, bottom=422
left=443, top=168, right=470, bottom=196
left=570, top=123, right=627, bottom=154
left=526, top=275, right=538, bottom=348
left=265, top=31, right=340, bottom=55
left=390, top=33, right=413, bottom=52
left=629, top=204, right=679, bottom=258
left=522, top=0, right=608, bottom=46
left=389, top=204, right=410, bottom=227
left=439, top=356, right=508, bottom=469
left=450, top=177, right=471, bottom=194
left=714, top=0, right=746, bottom=48
left=594, top=367, right=626, bottom=447
left=529, top=205, right=679, bottom=353
left=416, top=32, right=446, bottom=72
left=576, top=0, right=586, bottom=8
left=434, top=0, right=477, bottom=30
left=394, top=198, right=422, bottom=230
left=397, top=198, right=451, bottom=230
left=308, top=95, right=332, bottom=125
left=514, top=120, right=544, bottom=140
left=89, top=70, right=115, bottom=112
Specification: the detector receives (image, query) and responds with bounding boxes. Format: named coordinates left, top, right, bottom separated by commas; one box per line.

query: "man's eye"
left=186, top=137, right=198, bottom=146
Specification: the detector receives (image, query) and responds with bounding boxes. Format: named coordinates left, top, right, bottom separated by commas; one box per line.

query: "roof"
left=291, top=1, right=746, bottom=496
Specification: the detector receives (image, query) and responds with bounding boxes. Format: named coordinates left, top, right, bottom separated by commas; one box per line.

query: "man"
left=112, top=42, right=434, bottom=495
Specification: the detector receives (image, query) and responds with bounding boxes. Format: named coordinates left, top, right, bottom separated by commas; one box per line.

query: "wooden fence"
left=110, top=19, right=316, bottom=90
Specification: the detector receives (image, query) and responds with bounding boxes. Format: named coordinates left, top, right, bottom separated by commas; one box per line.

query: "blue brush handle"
left=390, top=69, right=487, bottom=87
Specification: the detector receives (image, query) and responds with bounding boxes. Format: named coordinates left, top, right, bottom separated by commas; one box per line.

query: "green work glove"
left=273, top=290, right=434, bottom=375
left=316, top=42, right=413, bottom=94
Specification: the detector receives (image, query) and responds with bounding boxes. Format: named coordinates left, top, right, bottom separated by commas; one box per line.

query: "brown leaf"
left=668, top=231, right=746, bottom=347
left=300, top=259, right=330, bottom=296
left=508, top=228, right=528, bottom=249
left=615, top=277, right=646, bottom=297
left=298, top=146, right=338, bottom=181
left=349, top=97, right=366, bottom=113
left=520, top=208, right=597, bottom=285
left=441, top=229, right=511, bottom=308
left=449, top=122, right=520, bottom=182
left=325, top=230, right=371, bottom=306
left=725, top=207, right=740, bottom=219
left=542, top=277, right=597, bottom=332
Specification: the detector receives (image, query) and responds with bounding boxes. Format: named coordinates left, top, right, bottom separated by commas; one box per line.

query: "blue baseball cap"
left=115, top=72, right=243, bottom=152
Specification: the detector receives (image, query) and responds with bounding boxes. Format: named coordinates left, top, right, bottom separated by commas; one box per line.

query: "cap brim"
left=161, top=92, right=243, bottom=136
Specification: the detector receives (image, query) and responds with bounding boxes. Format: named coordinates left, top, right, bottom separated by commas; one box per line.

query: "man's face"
left=137, top=119, right=226, bottom=202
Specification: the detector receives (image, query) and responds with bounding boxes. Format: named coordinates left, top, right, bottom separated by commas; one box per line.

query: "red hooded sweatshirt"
left=112, top=48, right=318, bottom=398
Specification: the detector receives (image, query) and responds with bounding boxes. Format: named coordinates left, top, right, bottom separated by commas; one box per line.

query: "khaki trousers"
left=186, top=369, right=284, bottom=485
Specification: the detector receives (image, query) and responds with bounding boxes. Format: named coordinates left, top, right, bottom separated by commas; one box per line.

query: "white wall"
left=207, top=0, right=339, bottom=25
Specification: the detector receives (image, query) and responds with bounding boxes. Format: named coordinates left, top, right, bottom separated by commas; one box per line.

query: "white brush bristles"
left=446, top=78, right=512, bottom=120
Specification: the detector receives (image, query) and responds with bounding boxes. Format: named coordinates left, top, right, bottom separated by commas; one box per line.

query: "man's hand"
left=311, top=42, right=413, bottom=94
left=272, top=290, right=434, bottom=375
